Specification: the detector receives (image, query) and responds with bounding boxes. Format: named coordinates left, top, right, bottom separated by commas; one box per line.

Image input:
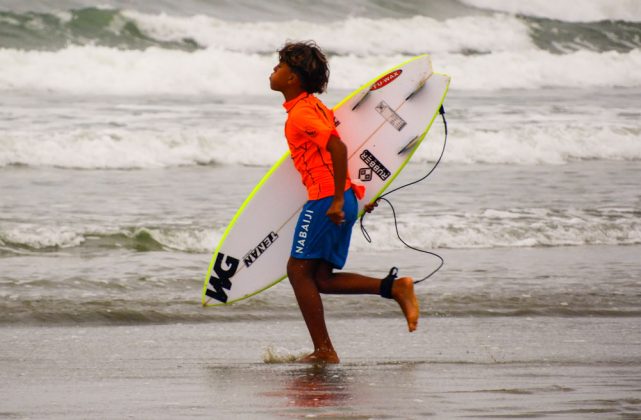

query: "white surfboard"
left=202, top=55, right=450, bottom=306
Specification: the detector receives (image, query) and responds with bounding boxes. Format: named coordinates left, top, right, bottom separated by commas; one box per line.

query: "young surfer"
left=269, top=41, right=419, bottom=364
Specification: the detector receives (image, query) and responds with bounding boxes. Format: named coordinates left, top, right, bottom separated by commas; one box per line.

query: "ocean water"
left=1, top=0, right=641, bottom=417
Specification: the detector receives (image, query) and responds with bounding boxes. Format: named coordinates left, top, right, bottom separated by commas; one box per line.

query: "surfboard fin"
left=405, top=74, right=432, bottom=100
left=398, top=135, right=420, bottom=155
left=351, top=89, right=371, bottom=111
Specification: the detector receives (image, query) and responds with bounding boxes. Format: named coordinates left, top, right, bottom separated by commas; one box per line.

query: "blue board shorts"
left=290, top=188, right=358, bottom=269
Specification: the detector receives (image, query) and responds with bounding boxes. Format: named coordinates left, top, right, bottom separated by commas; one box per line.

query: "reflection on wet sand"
left=206, top=360, right=425, bottom=418
left=205, top=363, right=357, bottom=416
left=267, top=364, right=354, bottom=409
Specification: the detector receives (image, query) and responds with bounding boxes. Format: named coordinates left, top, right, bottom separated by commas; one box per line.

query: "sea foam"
left=460, top=0, right=641, bottom=22
left=2, top=115, right=640, bottom=168
left=123, top=11, right=534, bottom=55
left=1, top=8, right=640, bottom=95
left=2, top=207, right=640, bottom=252
left=1, top=47, right=640, bottom=95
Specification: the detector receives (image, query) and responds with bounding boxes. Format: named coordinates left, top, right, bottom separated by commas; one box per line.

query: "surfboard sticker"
left=370, top=69, right=403, bottom=91
left=202, top=54, right=450, bottom=306
left=243, top=231, right=279, bottom=268
left=359, top=149, right=391, bottom=181
left=352, top=69, right=405, bottom=111
left=375, top=100, right=407, bottom=131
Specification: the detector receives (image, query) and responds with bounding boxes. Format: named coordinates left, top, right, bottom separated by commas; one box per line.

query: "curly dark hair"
left=278, top=41, right=330, bottom=94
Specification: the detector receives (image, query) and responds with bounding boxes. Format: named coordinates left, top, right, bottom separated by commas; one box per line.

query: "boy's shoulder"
left=296, top=93, right=319, bottom=107
left=295, top=94, right=332, bottom=117
left=288, top=95, right=320, bottom=117
left=285, top=94, right=335, bottom=140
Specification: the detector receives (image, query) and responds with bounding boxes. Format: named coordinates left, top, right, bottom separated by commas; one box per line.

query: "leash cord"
left=359, top=105, right=448, bottom=284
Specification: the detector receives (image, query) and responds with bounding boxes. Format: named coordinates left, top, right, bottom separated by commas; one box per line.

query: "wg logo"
left=206, top=253, right=239, bottom=303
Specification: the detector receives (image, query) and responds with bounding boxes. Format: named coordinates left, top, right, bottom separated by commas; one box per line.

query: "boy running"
left=269, top=41, right=419, bottom=364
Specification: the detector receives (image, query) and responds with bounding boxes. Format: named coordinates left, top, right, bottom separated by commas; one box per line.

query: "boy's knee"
left=287, top=258, right=310, bottom=285
left=314, top=270, right=333, bottom=293
left=286, top=259, right=298, bottom=282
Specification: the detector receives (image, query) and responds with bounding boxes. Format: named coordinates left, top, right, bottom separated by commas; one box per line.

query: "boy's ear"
left=288, top=71, right=300, bottom=86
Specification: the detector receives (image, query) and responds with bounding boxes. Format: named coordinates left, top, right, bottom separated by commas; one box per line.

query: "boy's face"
left=270, top=61, right=298, bottom=92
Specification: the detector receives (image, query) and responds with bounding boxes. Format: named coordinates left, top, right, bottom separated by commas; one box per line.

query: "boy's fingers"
left=364, top=201, right=379, bottom=213
left=327, top=209, right=344, bottom=225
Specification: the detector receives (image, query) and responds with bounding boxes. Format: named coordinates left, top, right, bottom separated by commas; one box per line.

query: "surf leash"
left=359, top=105, right=448, bottom=284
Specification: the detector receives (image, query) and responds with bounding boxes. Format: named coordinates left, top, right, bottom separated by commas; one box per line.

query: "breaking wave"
left=0, top=7, right=640, bottom=94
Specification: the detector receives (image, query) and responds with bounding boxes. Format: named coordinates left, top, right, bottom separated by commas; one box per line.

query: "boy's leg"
left=313, top=262, right=419, bottom=332
left=287, top=256, right=339, bottom=363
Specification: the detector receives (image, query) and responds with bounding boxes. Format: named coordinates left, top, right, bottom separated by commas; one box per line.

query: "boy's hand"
left=364, top=200, right=379, bottom=213
left=326, top=198, right=345, bottom=225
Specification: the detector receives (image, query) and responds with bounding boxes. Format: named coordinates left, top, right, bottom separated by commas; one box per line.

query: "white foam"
left=413, top=120, right=641, bottom=165
left=123, top=11, right=533, bottom=55
left=351, top=208, right=641, bottom=251
left=0, top=223, right=85, bottom=249
left=0, top=126, right=286, bottom=168
left=3, top=111, right=639, bottom=168
left=0, top=223, right=222, bottom=252
left=3, top=207, right=639, bottom=252
left=436, top=49, right=641, bottom=91
left=145, top=227, right=221, bottom=253
left=0, top=46, right=273, bottom=96
left=1, top=8, right=640, bottom=95
left=1, top=46, right=640, bottom=95
left=460, top=0, right=641, bottom=22
left=262, top=345, right=309, bottom=363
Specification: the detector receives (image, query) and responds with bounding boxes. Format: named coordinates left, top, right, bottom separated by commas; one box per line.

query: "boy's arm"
left=326, top=135, right=347, bottom=225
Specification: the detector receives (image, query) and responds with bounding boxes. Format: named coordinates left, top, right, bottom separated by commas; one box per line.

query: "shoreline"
left=2, top=317, right=640, bottom=419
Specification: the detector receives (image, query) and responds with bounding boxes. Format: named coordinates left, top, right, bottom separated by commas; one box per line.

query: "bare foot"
left=392, top=277, right=419, bottom=332
left=297, top=350, right=340, bottom=364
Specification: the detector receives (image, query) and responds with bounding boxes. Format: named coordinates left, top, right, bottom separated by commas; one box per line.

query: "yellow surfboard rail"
left=202, top=54, right=450, bottom=307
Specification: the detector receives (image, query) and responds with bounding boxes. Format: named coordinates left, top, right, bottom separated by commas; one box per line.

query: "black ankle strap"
left=380, top=267, right=398, bottom=299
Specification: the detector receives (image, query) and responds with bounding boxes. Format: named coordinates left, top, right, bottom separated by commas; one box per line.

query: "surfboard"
left=202, top=54, right=450, bottom=306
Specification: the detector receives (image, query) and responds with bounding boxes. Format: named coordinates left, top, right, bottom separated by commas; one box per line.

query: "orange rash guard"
left=283, top=92, right=364, bottom=201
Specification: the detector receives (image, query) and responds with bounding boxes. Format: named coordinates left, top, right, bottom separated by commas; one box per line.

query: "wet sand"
left=2, top=317, right=640, bottom=419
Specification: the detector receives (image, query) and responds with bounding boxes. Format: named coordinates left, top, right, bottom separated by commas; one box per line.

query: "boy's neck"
left=283, top=87, right=307, bottom=102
